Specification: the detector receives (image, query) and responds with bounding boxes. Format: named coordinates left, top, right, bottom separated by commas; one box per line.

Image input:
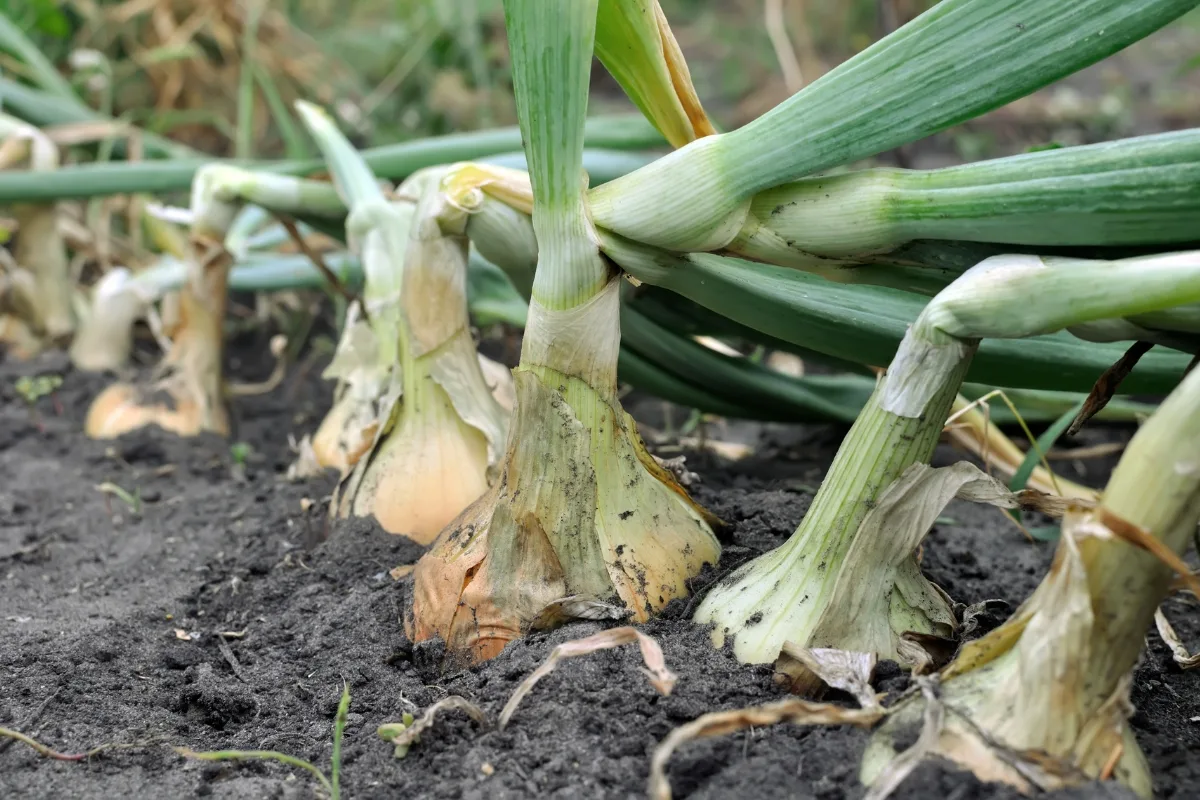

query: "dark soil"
left=2, top=339, right=1199, bottom=800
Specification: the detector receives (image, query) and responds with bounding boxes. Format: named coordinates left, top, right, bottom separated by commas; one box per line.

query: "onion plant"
left=84, top=166, right=346, bottom=438
left=405, top=0, right=721, bottom=663
left=295, top=102, right=511, bottom=542
left=391, top=0, right=1200, bottom=666
left=6, top=1, right=1200, bottom=719
left=695, top=250, right=1200, bottom=670
left=0, top=112, right=74, bottom=357
left=862, top=363, right=1200, bottom=799
left=72, top=249, right=360, bottom=375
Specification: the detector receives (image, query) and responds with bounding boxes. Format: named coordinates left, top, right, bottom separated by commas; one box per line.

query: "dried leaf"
left=650, top=698, right=883, bottom=800
left=945, top=396, right=1100, bottom=503
left=321, top=316, right=380, bottom=383
left=775, top=645, right=879, bottom=708
left=531, top=596, right=632, bottom=630
left=898, top=632, right=958, bottom=674
left=1155, top=608, right=1200, bottom=669
left=1067, top=341, right=1154, bottom=436
left=1016, top=488, right=1094, bottom=518
left=958, top=599, right=1009, bottom=639
left=863, top=679, right=1094, bottom=799
left=377, top=696, right=487, bottom=757
left=864, top=681, right=946, bottom=800
left=499, top=627, right=675, bottom=730
left=808, top=462, right=1016, bottom=666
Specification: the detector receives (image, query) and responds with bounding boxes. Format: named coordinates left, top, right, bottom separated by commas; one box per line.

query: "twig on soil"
left=0, top=690, right=58, bottom=754
left=0, top=726, right=163, bottom=762
left=0, top=727, right=89, bottom=760
left=227, top=335, right=290, bottom=397
left=649, top=697, right=884, bottom=800
left=499, top=627, right=676, bottom=730
left=216, top=635, right=251, bottom=683
left=175, top=747, right=334, bottom=795
left=1155, top=608, right=1200, bottom=669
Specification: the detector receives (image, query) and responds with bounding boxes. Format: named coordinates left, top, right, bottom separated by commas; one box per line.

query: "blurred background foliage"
left=4, top=0, right=1200, bottom=165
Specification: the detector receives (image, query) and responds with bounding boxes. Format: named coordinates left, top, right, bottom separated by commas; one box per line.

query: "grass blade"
left=1009, top=400, right=1086, bottom=495
left=330, top=683, right=350, bottom=800
left=175, top=748, right=333, bottom=796
left=0, top=12, right=77, bottom=101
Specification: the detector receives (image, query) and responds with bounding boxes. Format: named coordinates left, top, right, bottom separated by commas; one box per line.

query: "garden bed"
left=2, top=338, right=1198, bottom=800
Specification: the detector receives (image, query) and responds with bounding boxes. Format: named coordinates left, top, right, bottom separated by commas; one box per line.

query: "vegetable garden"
left=4, top=1, right=1200, bottom=798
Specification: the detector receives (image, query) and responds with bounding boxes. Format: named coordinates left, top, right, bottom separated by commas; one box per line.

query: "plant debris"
left=499, top=627, right=676, bottom=730
left=377, top=695, right=488, bottom=758
left=649, top=697, right=883, bottom=800
left=1155, top=608, right=1200, bottom=669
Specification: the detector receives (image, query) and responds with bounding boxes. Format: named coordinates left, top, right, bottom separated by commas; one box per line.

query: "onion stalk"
left=0, top=112, right=74, bottom=357
left=83, top=165, right=345, bottom=438
left=406, top=0, right=719, bottom=663
left=587, top=0, right=1197, bottom=251
left=295, top=102, right=510, bottom=542
left=454, top=191, right=1160, bottom=431
left=733, top=129, right=1200, bottom=272
left=861, top=363, right=1200, bottom=799
left=694, top=249, right=1200, bottom=671
left=70, top=249, right=360, bottom=374
left=0, top=95, right=664, bottom=203
left=605, top=239, right=1195, bottom=394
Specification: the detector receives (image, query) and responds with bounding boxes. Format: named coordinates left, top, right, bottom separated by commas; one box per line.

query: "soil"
left=2, top=336, right=1199, bottom=800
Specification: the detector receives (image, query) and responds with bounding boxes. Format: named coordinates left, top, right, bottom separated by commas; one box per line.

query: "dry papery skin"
left=85, top=232, right=234, bottom=440
left=405, top=366, right=721, bottom=663
left=863, top=505, right=1200, bottom=799
left=322, top=174, right=511, bottom=544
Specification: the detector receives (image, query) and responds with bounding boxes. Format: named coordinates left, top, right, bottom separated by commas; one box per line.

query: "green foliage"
left=229, top=442, right=253, bottom=467
left=1, top=0, right=70, bottom=40
left=13, top=374, right=61, bottom=405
